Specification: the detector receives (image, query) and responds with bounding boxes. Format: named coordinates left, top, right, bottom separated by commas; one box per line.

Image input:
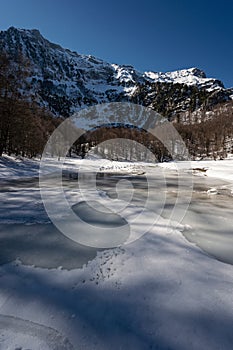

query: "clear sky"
left=0, top=0, right=232, bottom=87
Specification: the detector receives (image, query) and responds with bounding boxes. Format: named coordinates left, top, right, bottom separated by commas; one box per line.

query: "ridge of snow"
left=144, top=67, right=224, bottom=91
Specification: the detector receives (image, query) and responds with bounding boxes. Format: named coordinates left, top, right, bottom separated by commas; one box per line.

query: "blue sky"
left=0, top=0, right=232, bottom=87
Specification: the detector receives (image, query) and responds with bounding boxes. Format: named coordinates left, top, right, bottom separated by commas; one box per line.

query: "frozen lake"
left=93, top=169, right=233, bottom=265
left=1, top=161, right=233, bottom=350
left=0, top=167, right=233, bottom=268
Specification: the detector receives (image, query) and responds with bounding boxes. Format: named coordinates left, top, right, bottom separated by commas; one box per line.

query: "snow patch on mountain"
left=144, top=67, right=224, bottom=92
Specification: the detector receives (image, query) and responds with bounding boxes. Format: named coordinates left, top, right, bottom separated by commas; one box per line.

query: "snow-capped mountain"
left=144, top=67, right=225, bottom=92
left=0, top=27, right=232, bottom=119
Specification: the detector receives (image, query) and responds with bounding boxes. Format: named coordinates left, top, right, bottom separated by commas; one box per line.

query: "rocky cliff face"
left=0, top=26, right=232, bottom=122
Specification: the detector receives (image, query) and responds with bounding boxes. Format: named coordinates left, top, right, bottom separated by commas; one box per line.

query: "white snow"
left=0, top=154, right=150, bottom=180
left=158, top=158, right=233, bottom=187
left=144, top=67, right=223, bottom=92
left=0, top=155, right=233, bottom=349
left=0, top=155, right=39, bottom=180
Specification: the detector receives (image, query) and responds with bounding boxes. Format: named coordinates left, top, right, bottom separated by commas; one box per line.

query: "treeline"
left=176, top=101, right=233, bottom=159
left=0, top=53, right=61, bottom=157
left=72, top=101, right=233, bottom=161
left=71, top=125, right=172, bottom=162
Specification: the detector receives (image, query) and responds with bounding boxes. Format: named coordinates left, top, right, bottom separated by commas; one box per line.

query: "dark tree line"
left=175, top=101, right=233, bottom=159
left=71, top=125, right=172, bottom=162
left=0, top=53, right=61, bottom=157
left=71, top=101, right=233, bottom=162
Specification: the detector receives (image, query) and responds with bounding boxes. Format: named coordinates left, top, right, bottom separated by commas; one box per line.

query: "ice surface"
left=0, top=314, right=73, bottom=349
left=0, top=222, right=99, bottom=269
left=1, top=156, right=233, bottom=349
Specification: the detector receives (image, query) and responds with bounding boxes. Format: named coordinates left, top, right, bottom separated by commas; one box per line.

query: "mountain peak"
left=6, top=26, right=42, bottom=37
left=187, top=67, right=206, bottom=78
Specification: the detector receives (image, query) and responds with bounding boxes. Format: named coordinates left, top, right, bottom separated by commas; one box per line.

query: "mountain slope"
left=0, top=27, right=232, bottom=120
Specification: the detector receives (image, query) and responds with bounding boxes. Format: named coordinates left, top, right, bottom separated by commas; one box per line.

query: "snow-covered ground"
left=1, top=154, right=233, bottom=183
left=0, top=155, right=233, bottom=349
left=0, top=154, right=147, bottom=180
left=0, top=155, right=40, bottom=180
left=157, top=157, right=233, bottom=184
